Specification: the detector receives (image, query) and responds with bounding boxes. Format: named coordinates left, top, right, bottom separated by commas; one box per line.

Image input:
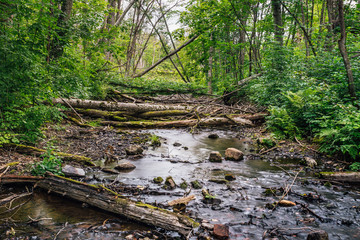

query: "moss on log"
left=3, top=144, right=95, bottom=166
left=319, top=172, right=360, bottom=184
left=35, top=174, right=197, bottom=236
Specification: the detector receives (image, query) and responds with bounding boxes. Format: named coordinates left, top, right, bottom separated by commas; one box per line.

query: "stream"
left=1, top=129, right=360, bottom=239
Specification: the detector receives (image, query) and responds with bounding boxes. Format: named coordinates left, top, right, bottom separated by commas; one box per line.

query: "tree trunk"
left=271, top=0, right=284, bottom=45
left=51, top=98, right=189, bottom=112
left=35, top=174, right=197, bottom=236
left=132, top=35, right=199, bottom=78
left=337, top=0, right=357, bottom=100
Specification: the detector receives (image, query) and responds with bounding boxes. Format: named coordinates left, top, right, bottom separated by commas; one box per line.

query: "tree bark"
left=51, top=98, right=189, bottom=112
left=35, top=174, right=197, bottom=236
left=271, top=0, right=284, bottom=45
left=337, top=0, right=357, bottom=100
left=320, top=172, right=360, bottom=184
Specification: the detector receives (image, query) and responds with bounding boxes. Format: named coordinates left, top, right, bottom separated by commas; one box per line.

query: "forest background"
left=1, top=0, right=360, bottom=169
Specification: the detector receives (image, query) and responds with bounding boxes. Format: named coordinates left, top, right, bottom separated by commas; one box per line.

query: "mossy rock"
left=180, top=181, right=188, bottom=190
left=191, top=180, right=202, bottom=189
left=153, top=176, right=163, bottom=184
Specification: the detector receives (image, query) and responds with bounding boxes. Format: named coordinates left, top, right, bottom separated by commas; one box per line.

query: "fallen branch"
left=295, top=201, right=324, bottom=222
left=0, top=175, right=43, bottom=184
left=168, top=195, right=195, bottom=206
left=3, top=144, right=95, bottom=166
left=35, top=174, right=198, bottom=236
left=319, top=172, right=360, bottom=184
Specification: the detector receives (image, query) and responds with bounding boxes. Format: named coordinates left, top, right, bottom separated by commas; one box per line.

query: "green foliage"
left=349, top=162, right=360, bottom=171
left=110, top=77, right=207, bottom=96
left=31, top=147, right=63, bottom=176
left=149, top=134, right=161, bottom=147
left=266, top=107, right=298, bottom=139
left=0, top=106, right=63, bottom=143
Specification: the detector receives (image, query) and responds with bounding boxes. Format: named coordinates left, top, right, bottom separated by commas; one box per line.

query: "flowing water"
left=1, top=129, right=360, bottom=239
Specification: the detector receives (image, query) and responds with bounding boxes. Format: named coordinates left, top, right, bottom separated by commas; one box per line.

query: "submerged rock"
left=213, top=224, right=229, bottom=239
left=62, top=165, right=85, bottom=177
left=225, top=148, right=244, bottom=161
left=173, top=142, right=182, bottom=147
left=125, top=145, right=143, bottom=155
left=209, top=151, right=222, bottom=162
left=101, top=168, right=119, bottom=174
left=307, top=230, right=329, bottom=240
left=208, top=133, right=219, bottom=139
left=114, top=162, right=136, bottom=170
left=225, top=174, right=236, bottom=181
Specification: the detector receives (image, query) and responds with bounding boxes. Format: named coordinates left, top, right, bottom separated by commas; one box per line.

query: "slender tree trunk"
left=208, top=34, right=214, bottom=94
left=271, top=0, right=283, bottom=45
left=337, top=0, right=356, bottom=100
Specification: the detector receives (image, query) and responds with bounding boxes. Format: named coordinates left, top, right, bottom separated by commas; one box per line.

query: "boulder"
left=101, top=168, right=119, bottom=174
left=307, top=230, right=329, bottom=240
left=114, top=162, right=136, bottom=170
left=209, top=151, right=222, bottom=162
left=225, top=148, right=244, bottom=161
left=213, top=224, right=229, bottom=239
left=62, top=165, right=85, bottom=177
left=125, top=145, right=143, bottom=155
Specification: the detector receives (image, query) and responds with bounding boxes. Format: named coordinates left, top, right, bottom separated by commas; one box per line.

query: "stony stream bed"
left=1, top=129, right=360, bottom=239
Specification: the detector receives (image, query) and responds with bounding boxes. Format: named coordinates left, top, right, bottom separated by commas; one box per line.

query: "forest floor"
left=0, top=94, right=357, bottom=239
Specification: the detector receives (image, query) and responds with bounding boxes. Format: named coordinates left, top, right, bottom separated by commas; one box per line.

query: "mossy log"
left=3, top=144, right=95, bottom=166
left=319, top=172, right=360, bottom=184
left=52, top=98, right=189, bottom=113
left=76, top=109, right=139, bottom=121
left=0, top=175, right=43, bottom=184
left=101, top=116, right=254, bottom=128
left=35, top=174, right=197, bottom=236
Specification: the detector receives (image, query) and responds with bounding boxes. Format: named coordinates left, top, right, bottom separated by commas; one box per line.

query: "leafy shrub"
left=266, top=106, right=298, bottom=139
left=31, top=147, right=63, bottom=176
left=349, top=162, right=360, bottom=171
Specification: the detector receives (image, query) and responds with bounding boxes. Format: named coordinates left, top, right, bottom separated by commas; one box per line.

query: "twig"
left=294, top=136, right=321, bottom=154
left=259, top=146, right=277, bottom=155
left=59, top=97, right=84, bottom=123
left=54, top=222, right=68, bottom=240
left=295, top=201, right=324, bottom=222
left=273, top=167, right=303, bottom=210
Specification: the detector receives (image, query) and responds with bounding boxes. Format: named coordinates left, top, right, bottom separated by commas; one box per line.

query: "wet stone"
left=213, top=224, right=229, bottom=239
left=225, top=148, right=244, bottom=161
left=153, top=176, right=163, bottom=184
left=201, top=222, right=214, bottom=230
left=209, top=151, right=222, bottom=162
left=307, top=230, right=329, bottom=240
left=208, top=133, right=219, bottom=139
left=191, top=180, right=202, bottom=189
left=62, top=165, right=85, bottom=178
left=173, top=142, right=182, bottom=147
left=125, top=145, right=144, bottom=155
left=101, top=168, right=119, bottom=174
left=224, top=174, right=236, bottom=181
left=114, top=162, right=136, bottom=170
left=164, top=176, right=176, bottom=190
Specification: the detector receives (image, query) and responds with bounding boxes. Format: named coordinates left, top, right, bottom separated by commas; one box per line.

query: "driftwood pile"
left=52, top=97, right=267, bottom=129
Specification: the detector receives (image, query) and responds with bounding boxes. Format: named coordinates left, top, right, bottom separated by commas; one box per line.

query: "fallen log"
left=35, top=174, right=198, bottom=236
left=51, top=98, right=189, bottom=113
left=0, top=175, right=43, bottom=184
left=3, top=144, right=95, bottom=166
left=319, top=172, right=360, bottom=184
left=101, top=116, right=255, bottom=128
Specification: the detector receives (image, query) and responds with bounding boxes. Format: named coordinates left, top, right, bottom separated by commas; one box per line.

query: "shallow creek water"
left=1, top=129, right=360, bottom=239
